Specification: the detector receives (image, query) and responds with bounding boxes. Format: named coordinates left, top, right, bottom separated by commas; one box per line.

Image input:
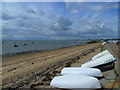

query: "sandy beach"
left=2, top=43, right=101, bottom=88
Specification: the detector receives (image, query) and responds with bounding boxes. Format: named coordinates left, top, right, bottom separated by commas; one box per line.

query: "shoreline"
left=2, top=43, right=88, bottom=58
left=2, top=40, right=88, bottom=58
left=2, top=43, right=101, bottom=88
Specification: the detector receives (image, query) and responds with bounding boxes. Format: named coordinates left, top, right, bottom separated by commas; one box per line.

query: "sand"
left=2, top=43, right=102, bottom=88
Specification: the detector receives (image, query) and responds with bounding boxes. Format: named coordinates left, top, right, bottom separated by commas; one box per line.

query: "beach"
left=2, top=43, right=101, bottom=88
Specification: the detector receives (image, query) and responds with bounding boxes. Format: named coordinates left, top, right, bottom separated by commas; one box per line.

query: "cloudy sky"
left=2, top=2, right=118, bottom=40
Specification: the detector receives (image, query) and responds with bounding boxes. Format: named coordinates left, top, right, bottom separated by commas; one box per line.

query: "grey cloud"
left=38, top=10, right=45, bottom=15
left=51, top=16, right=72, bottom=31
left=25, top=5, right=47, bottom=17
left=69, top=18, right=117, bottom=39
left=26, top=8, right=37, bottom=14
left=66, top=2, right=118, bottom=13
left=2, top=12, right=16, bottom=20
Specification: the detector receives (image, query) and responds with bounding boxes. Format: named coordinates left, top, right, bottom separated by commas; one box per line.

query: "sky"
left=2, top=2, right=118, bottom=40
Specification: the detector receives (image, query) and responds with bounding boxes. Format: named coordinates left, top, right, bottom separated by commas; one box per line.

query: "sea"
left=2, top=40, right=89, bottom=57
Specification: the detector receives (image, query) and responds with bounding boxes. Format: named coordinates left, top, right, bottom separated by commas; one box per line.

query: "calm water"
left=2, top=40, right=88, bottom=56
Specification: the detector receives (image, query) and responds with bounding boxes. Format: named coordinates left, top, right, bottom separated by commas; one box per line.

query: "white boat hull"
left=92, top=50, right=111, bottom=60
left=61, top=67, right=103, bottom=77
left=50, top=74, right=101, bottom=88
left=81, top=54, right=116, bottom=68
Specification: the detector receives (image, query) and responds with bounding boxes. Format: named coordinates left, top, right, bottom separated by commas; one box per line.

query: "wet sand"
left=2, top=43, right=101, bottom=88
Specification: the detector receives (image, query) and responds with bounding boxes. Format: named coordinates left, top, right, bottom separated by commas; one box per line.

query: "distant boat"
left=23, top=43, right=27, bottom=46
left=14, top=44, right=18, bottom=47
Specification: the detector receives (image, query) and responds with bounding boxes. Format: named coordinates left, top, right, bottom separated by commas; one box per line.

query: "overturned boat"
left=92, top=50, right=111, bottom=60
left=61, top=67, right=103, bottom=77
left=81, top=54, right=116, bottom=68
left=50, top=74, right=101, bottom=89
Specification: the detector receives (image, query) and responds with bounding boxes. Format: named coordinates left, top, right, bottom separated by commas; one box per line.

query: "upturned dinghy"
left=61, top=67, right=103, bottom=77
left=50, top=74, right=101, bottom=89
left=102, top=42, right=106, bottom=45
left=92, top=50, right=111, bottom=60
left=81, top=54, right=116, bottom=68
